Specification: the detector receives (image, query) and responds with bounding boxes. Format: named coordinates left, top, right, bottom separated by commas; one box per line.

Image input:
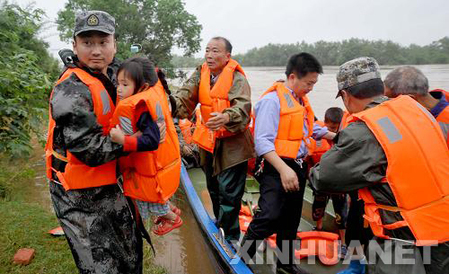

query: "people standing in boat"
left=45, top=11, right=143, bottom=272
left=241, top=53, right=335, bottom=274
left=175, top=114, right=201, bottom=169
left=109, top=57, right=183, bottom=236
left=309, top=107, right=349, bottom=258
left=171, top=37, right=255, bottom=242
left=383, top=66, right=449, bottom=146
left=309, top=57, right=449, bottom=274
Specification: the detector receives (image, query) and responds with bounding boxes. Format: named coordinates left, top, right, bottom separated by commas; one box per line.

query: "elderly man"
left=384, top=66, right=449, bottom=146
left=45, top=11, right=142, bottom=273
left=172, top=37, right=255, bottom=242
left=310, top=57, right=449, bottom=274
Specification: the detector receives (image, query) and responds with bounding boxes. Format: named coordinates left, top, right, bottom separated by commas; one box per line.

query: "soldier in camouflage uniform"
left=310, top=57, right=449, bottom=274
left=47, top=11, right=142, bottom=273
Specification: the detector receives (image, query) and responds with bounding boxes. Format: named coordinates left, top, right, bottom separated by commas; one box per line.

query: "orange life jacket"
left=309, top=120, right=332, bottom=164
left=179, top=118, right=194, bottom=145
left=259, top=82, right=315, bottom=159
left=191, top=59, right=247, bottom=153
left=110, top=81, right=181, bottom=203
left=45, top=68, right=117, bottom=190
left=351, top=95, right=449, bottom=245
left=339, top=111, right=350, bottom=131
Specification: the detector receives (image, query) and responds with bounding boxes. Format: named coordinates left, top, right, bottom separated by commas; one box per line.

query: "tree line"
left=0, top=1, right=60, bottom=157
left=172, top=37, right=449, bottom=68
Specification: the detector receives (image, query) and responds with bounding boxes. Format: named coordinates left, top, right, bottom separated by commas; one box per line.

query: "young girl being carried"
left=109, top=57, right=182, bottom=235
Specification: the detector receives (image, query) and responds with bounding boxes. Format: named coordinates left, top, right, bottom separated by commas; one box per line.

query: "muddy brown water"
left=151, top=185, right=221, bottom=274
left=172, top=64, right=449, bottom=119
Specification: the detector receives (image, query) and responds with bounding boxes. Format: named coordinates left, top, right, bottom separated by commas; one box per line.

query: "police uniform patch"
left=87, top=14, right=99, bottom=26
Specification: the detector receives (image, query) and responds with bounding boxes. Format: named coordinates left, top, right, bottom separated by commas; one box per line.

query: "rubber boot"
left=337, top=258, right=366, bottom=274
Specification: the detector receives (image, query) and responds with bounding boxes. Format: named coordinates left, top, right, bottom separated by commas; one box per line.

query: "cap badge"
left=87, top=14, right=99, bottom=26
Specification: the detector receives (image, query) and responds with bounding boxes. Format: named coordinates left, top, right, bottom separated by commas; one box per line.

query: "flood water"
left=172, top=64, right=449, bottom=119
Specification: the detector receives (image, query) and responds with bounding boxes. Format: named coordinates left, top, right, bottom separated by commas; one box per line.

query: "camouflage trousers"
left=49, top=182, right=143, bottom=274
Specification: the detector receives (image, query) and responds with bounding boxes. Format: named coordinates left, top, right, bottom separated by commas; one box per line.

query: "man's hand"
left=205, top=112, right=230, bottom=131
left=181, top=145, right=193, bottom=156
left=110, top=125, right=125, bottom=144
left=280, top=165, right=300, bottom=192
left=262, top=151, right=301, bottom=193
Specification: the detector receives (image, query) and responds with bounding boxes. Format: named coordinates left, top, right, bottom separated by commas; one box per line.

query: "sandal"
left=154, top=207, right=182, bottom=224
left=172, top=206, right=182, bottom=216
left=153, top=215, right=183, bottom=235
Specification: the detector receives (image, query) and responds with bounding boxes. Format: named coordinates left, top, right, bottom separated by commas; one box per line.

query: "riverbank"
left=0, top=142, right=166, bottom=273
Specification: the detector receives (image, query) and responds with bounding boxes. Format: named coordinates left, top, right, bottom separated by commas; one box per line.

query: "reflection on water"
left=171, top=64, right=449, bottom=119
left=151, top=186, right=221, bottom=274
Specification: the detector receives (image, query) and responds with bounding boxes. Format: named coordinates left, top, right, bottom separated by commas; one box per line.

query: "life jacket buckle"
left=255, top=159, right=264, bottom=176
left=117, top=175, right=124, bottom=193
left=295, top=158, right=303, bottom=168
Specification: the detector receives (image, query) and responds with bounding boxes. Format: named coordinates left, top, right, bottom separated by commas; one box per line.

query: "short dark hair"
left=212, top=36, right=232, bottom=54
left=324, top=107, right=344, bottom=124
left=346, top=78, right=384, bottom=99
left=117, top=57, right=158, bottom=94
left=285, top=53, right=323, bottom=78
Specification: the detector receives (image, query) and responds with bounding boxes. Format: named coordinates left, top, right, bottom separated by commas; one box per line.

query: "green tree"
left=56, top=0, right=202, bottom=72
left=0, top=1, right=57, bottom=156
left=230, top=37, right=449, bottom=67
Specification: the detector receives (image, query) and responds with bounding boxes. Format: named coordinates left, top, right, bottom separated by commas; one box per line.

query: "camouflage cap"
left=74, top=10, right=115, bottom=37
left=336, top=57, right=381, bottom=97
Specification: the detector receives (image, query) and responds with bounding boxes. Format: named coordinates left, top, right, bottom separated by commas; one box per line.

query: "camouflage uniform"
left=310, top=57, right=449, bottom=274
left=48, top=11, right=143, bottom=273
left=173, top=66, right=255, bottom=175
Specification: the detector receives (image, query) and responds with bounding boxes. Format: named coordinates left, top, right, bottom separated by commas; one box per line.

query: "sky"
left=12, top=0, right=449, bottom=58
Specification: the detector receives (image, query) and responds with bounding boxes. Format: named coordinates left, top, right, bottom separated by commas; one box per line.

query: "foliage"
left=230, top=37, right=449, bottom=67
left=0, top=1, right=60, bottom=157
left=56, top=0, right=202, bottom=74
left=171, top=54, right=202, bottom=68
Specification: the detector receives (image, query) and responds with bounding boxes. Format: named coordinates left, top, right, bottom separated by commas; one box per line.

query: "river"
left=171, top=64, right=449, bottom=119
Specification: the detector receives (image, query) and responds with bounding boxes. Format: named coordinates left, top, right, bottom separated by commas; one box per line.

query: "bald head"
left=384, top=66, right=429, bottom=98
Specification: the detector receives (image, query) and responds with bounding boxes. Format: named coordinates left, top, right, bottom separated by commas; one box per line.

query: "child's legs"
left=312, top=193, right=329, bottom=229
left=139, top=201, right=172, bottom=220
left=331, top=193, right=349, bottom=244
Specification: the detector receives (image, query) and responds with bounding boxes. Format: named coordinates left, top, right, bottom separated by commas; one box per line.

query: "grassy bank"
left=0, top=144, right=166, bottom=273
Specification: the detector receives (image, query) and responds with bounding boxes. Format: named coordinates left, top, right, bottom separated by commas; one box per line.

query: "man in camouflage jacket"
left=172, top=37, right=255, bottom=242
left=47, top=11, right=142, bottom=273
